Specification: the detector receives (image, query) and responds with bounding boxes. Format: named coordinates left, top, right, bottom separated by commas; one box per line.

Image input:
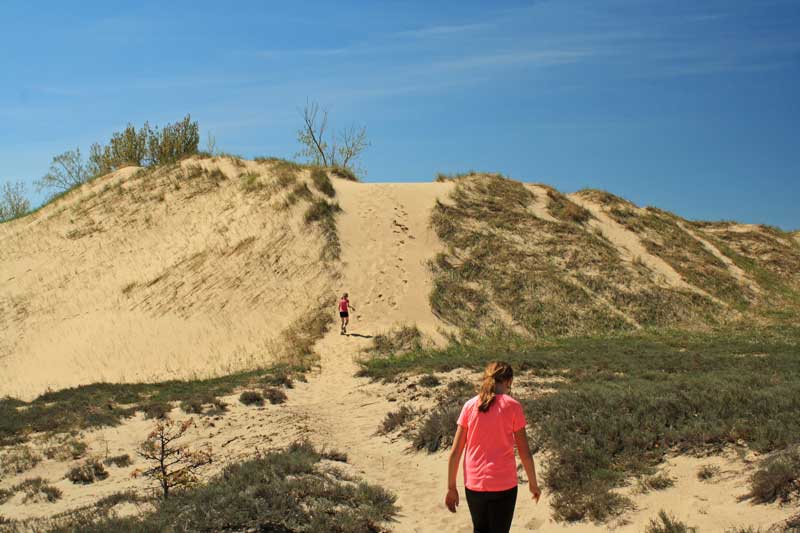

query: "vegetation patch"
left=380, top=406, right=416, bottom=434
left=746, top=445, right=800, bottom=503
left=645, top=510, right=697, bottom=533
left=310, top=167, right=336, bottom=197
left=0, top=444, right=41, bottom=476
left=239, top=391, right=264, bottom=406
left=17, top=442, right=396, bottom=533
left=359, top=325, right=800, bottom=522
left=0, top=363, right=311, bottom=446
left=544, top=187, right=592, bottom=224
left=66, top=458, right=108, bottom=484
left=13, top=477, right=63, bottom=504
left=429, top=174, right=725, bottom=337
left=262, top=387, right=288, bottom=405
left=43, top=437, right=88, bottom=461
left=304, top=198, right=342, bottom=261
left=103, top=454, right=132, bottom=468
left=367, top=325, right=424, bottom=359
left=697, top=464, right=720, bottom=481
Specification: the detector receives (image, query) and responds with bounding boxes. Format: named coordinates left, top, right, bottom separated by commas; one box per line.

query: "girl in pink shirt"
left=445, top=361, right=540, bottom=533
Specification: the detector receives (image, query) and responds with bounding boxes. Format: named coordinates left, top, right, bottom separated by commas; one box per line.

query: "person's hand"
left=445, top=487, right=459, bottom=512
left=529, top=479, right=541, bottom=503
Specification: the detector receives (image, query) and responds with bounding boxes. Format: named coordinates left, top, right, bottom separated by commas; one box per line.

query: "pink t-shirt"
left=339, top=298, right=349, bottom=312
left=457, top=394, right=526, bottom=492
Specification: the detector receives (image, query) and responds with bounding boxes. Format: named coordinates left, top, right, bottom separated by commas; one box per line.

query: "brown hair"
left=478, top=361, right=514, bottom=412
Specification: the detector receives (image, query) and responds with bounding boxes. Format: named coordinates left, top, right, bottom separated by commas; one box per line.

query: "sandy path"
left=283, top=181, right=794, bottom=532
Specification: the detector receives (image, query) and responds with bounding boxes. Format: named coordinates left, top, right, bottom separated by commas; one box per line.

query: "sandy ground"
left=0, top=159, right=333, bottom=399
left=1, top=175, right=797, bottom=531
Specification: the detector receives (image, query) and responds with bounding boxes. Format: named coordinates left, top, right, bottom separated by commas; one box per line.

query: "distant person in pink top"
left=338, top=293, right=355, bottom=335
left=445, top=361, right=540, bottom=533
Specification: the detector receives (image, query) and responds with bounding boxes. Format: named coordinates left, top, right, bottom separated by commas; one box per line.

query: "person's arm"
left=445, top=425, right=467, bottom=512
left=514, top=428, right=540, bottom=503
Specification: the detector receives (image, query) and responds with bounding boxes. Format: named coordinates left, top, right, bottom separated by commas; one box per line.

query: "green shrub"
left=310, top=167, right=335, bottom=197
left=103, top=454, right=132, bottom=468
left=320, top=448, right=348, bottom=462
left=413, top=404, right=462, bottom=453
left=0, top=487, right=13, bottom=505
left=747, top=446, right=800, bottom=503
left=304, top=198, right=342, bottom=261
left=66, top=458, right=108, bottom=484
left=263, top=387, right=287, bottom=405
left=261, top=366, right=294, bottom=388
left=328, top=165, right=358, bottom=181
left=551, top=486, right=632, bottom=523
left=369, top=325, right=424, bottom=358
left=645, top=510, right=697, bottom=533
left=239, top=391, right=264, bottom=406
left=239, top=171, right=262, bottom=192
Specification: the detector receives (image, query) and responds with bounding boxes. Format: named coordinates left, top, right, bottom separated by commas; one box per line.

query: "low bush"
left=637, top=472, right=675, bottom=493
left=179, top=397, right=204, bottom=414
left=697, top=464, right=720, bottom=481
left=44, top=437, right=88, bottom=461
left=747, top=445, right=800, bottom=503
left=418, top=374, right=440, bottom=388
left=14, top=477, right=62, bottom=503
left=0, top=488, right=13, bottom=505
left=0, top=444, right=41, bottom=475
left=239, top=391, right=264, bottom=406
left=645, top=510, right=697, bottom=533
left=263, top=387, right=287, bottom=405
left=261, top=366, right=294, bottom=388
left=320, top=448, right=348, bottom=462
left=368, top=325, right=424, bottom=359
left=381, top=405, right=416, bottom=434
left=66, top=458, right=108, bottom=484
left=103, top=454, right=132, bottom=468
left=551, top=486, right=632, bottom=523
left=140, top=401, right=171, bottom=420
left=304, top=198, right=342, bottom=261
left=413, top=404, right=463, bottom=453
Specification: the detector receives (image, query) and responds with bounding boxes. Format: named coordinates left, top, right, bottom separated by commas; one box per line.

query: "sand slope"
left=0, top=158, right=335, bottom=399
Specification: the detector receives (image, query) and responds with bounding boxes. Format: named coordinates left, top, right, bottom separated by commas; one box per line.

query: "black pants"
left=465, top=486, right=518, bottom=533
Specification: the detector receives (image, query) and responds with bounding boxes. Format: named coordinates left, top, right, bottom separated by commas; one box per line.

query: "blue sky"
left=1, top=0, right=798, bottom=229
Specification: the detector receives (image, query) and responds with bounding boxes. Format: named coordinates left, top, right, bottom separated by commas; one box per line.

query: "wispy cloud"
left=394, top=22, right=492, bottom=38
left=432, top=49, right=594, bottom=71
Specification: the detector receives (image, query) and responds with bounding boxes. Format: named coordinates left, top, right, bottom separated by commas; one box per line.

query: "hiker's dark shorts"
left=340, top=312, right=349, bottom=318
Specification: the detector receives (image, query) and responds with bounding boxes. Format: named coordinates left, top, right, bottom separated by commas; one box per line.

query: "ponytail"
left=478, top=361, right=513, bottom=412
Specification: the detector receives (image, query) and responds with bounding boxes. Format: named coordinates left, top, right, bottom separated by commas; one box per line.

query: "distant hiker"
left=338, top=293, right=355, bottom=335
left=445, top=361, right=540, bottom=533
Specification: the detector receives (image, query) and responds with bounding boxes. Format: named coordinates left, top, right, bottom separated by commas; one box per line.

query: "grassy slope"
left=429, top=175, right=727, bottom=337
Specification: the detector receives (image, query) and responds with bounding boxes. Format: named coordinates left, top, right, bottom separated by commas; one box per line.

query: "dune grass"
left=359, top=324, right=800, bottom=522
left=429, top=174, right=727, bottom=337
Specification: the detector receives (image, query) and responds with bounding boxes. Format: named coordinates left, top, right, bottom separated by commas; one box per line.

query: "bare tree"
left=133, top=419, right=212, bottom=499
left=0, top=181, right=30, bottom=222
left=35, top=148, right=90, bottom=197
left=297, top=101, right=331, bottom=167
left=297, top=101, right=369, bottom=173
left=337, top=124, right=370, bottom=172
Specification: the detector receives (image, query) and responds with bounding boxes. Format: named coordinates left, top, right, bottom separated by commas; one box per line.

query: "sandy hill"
left=2, top=160, right=799, bottom=532
left=2, top=163, right=798, bottom=400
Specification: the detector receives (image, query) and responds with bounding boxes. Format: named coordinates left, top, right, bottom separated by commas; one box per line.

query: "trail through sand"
left=282, top=181, right=792, bottom=532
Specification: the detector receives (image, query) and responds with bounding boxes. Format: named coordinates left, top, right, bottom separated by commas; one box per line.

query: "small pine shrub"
left=103, top=454, right=132, bottom=468
left=66, top=458, right=108, bottom=484
left=413, top=404, right=462, bottom=453
left=263, top=387, right=288, bottom=405
left=239, top=391, right=264, bottom=406
left=645, top=510, right=697, bottom=533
